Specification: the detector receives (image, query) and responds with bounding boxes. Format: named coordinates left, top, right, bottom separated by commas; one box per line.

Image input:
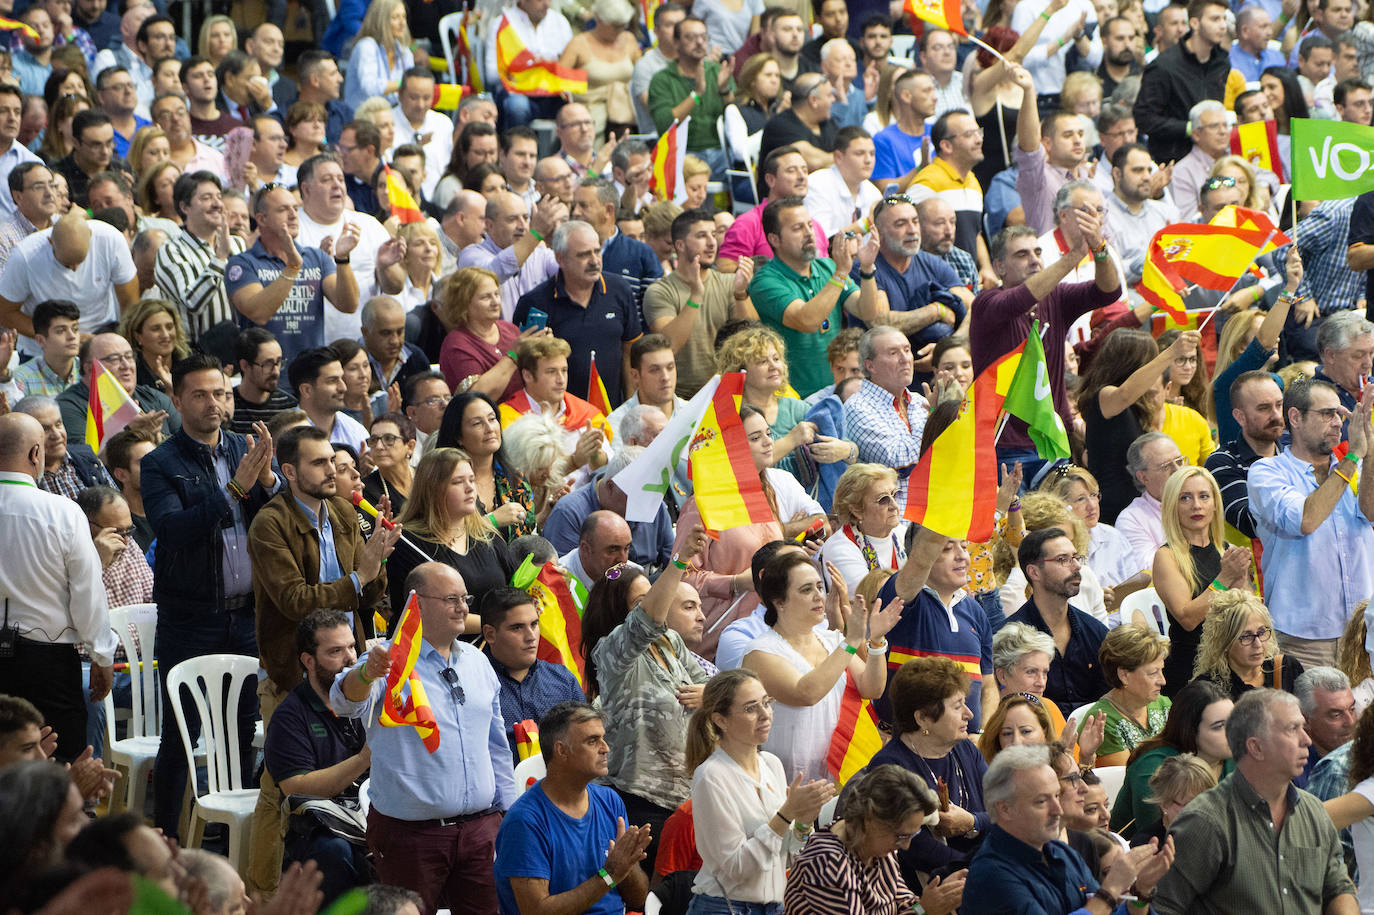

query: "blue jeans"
left=152, top=611, right=259, bottom=838
left=82, top=663, right=132, bottom=758
left=975, top=588, right=1006, bottom=633
left=286, top=830, right=371, bottom=905
left=686, top=895, right=782, bottom=915
left=995, top=448, right=1047, bottom=494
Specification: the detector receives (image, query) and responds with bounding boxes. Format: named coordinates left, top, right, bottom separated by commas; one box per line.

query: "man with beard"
left=140, top=353, right=278, bottom=839
left=1005, top=527, right=1110, bottom=710
left=1206, top=372, right=1288, bottom=544
left=867, top=196, right=968, bottom=368
left=262, top=610, right=372, bottom=904
left=1098, top=16, right=1142, bottom=97
left=718, top=146, right=829, bottom=271
left=1104, top=144, right=1178, bottom=286
left=917, top=197, right=979, bottom=292
left=1249, top=378, right=1374, bottom=669
left=644, top=208, right=756, bottom=398
left=230, top=327, right=298, bottom=434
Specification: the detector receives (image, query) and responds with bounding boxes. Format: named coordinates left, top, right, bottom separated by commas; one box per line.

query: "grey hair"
left=12, top=394, right=59, bottom=417
left=581, top=176, right=621, bottom=208
left=1235, top=5, right=1266, bottom=30
left=990, top=225, right=1039, bottom=263
left=857, top=324, right=905, bottom=369
left=1187, top=99, right=1226, bottom=135
left=793, top=71, right=826, bottom=104
left=983, top=744, right=1053, bottom=824
left=611, top=138, right=651, bottom=173
left=1317, top=310, right=1374, bottom=358
left=539, top=700, right=606, bottom=763
left=821, top=37, right=853, bottom=62
left=1052, top=178, right=1101, bottom=217
left=1293, top=667, right=1351, bottom=717
left=1097, top=101, right=1133, bottom=133
left=602, top=443, right=645, bottom=479
left=992, top=622, right=1058, bottom=678
left=1226, top=687, right=1299, bottom=761
left=177, top=850, right=238, bottom=911
left=618, top=405, right=666, bottom=445
left=1126, top=431, right=1172, bottom=489
left=551, top=219, right=597, bottom=255
left=360, top=294, right=403, bottom=331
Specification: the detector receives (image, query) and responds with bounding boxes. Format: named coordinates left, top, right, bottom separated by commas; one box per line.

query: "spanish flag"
left=431, top=83, right=465, bottom=110
left=513, top=719, right=542, bottom=762
left=904, top=349, right=1019, bottom=541
left=688, top=372, right=775, bottom=531
left=1137, top=210, right=1290, bottom=323
left=456, top=10, right=483, bottom=93
left=0, top=17, right=38, bottom=40
left=1136, top=237, right=1191, bottom=325
left=1231, top=120, right=1285, bottom=182
left=903, top=0, right=967, bottom=36
left=384, top=165, right=424, bottom=224
left=524, top=559, right=589, bottom=688
left=826, top=673, right=883, bottom=786
left=651, top=117, right=690, bottom=204
left=588, top=352, right=612, bottom=416
left=495, top=14, right=588, bottom=97
left=378, top=592, right=441, bottom=753
left=86, top=360, right=142, bottom=453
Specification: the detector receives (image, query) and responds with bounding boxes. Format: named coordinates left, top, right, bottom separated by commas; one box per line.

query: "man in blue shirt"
left=859, top=194, right=966, bottom=354
left=964, top=744, right=1173, bottom=915
left=1230, top=6, right=1286, bottom=82
left=227, top=184, right=360, bottom=367
left=570, top=178, right=663, bottom=315
left=872, top=69, right=937, bottom=188
left=494, top=702, right=652, bottom=915
left=542, top=446, right=673, bottom=572
left=333, top=561, right=517, bottom=914
left=480, top=588, right=585, bottom=747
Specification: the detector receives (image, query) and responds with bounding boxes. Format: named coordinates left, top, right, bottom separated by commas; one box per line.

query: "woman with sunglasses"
left=1155, top=466, right=1253, bottom=694
left=582, top=526, right=710, bottom=876
left=1110, top=679, right=1233, bottom=839
left=361, top=411, right=416, bottom=519
left=820, top=463, right=907, bottom=595
left=784, top=764, right=963, bottom=915
left=1193, top=588, right=1304, bottom=700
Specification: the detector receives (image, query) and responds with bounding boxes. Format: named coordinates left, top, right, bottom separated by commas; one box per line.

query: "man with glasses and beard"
left=230, top=327, right=299, bottom=434
left=865, top=195, right=968, bottom=363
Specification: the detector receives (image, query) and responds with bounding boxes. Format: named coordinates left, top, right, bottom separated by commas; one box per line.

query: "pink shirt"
left=440, top=322, right=523, bottom=402
left=718, top=200, right=830, bottom=265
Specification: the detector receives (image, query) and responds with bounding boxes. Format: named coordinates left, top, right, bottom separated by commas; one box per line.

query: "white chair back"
left=104, top=603, right=159, bottom=740
left=1119, top=588, right=1167, bottom=636
left=1092, top=765, right=1128, bottom=810
left=889, top=34, right=917, bottom=60
left=514, top=753, right=546, bottom=793
left=818, top=795, right=838, bottom=827
left=166, top=655, right=258, bottom=797
left=438, top=11, right=465, bottom=88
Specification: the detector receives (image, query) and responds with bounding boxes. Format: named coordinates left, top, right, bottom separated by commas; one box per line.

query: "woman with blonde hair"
left=1076, top=624, right=1171, bottom=766
left=819, top=463, right=908, bottom=594
left=559, top=0, right=641, bottom=141
left=1155, top=466, right=1253, bottom=695
left=682, top=154, right=711, bottom=211
left=1133, top=753, right=1218, bottom=847
left=352, top=97, right=397, bottom=154
left=991, top=623, right=1107, bottom=761
left=439, top=266, right=545, bottom=401
left=855, top=569, right=894, bottom=613
left=1208, top=154, right=1273, bottom=216
left=1060, top=71, right=1103, bottom=146
left=1337, top=602, right=1374, bottom=716
left=344, top=0, right=415, bottom=110
left=1193, top=588, right=1304, bottom=699
left=119, top=299, right=189, bottom=394
left=394, top=220, right=442, bottom=310
left=388, top=447, right=514, bottom=621
left=977, top=692, right=1054, bottom=763
left=994, top=491, right=1109, bottom=622
left=137, top=161, right=181, bottom=225
left=128, top=126, right=170, bottom=184
left=198, top=15, right=237, bottom=67
left=734, top=53, right=784, bottom=136
left=502, top=412, right=575, bottom=514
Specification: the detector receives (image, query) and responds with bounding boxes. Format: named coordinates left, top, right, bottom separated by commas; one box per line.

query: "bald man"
left=54, top=332, right=179, bottom=447
left=457, top=190, right=562, bottom=320
left=534, top=156, right=576, bottom=205
left=0, top=212, right=137, bottom=357
left=559, top=509, right=634, bottom=592
left=0, top=412, right=117, bottom=761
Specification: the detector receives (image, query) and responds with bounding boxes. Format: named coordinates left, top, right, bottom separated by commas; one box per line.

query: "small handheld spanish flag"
left=903, top=0, right=967, bottom=36
left=513, top=719, right=542, bottom=761
left=587, top=351, right=612, bottom=416
left=378, top=592, right=441, bottom=753
left=384, top=165, right=424, bottom=225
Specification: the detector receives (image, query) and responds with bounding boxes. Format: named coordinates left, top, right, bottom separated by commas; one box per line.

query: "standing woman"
left=436, top=391, right=539, bottom=539
left=1260, top=66, right=1307, bottom=177
left=1211, top=263, right=1298, bottom=444
left=559, top=0, right=641, bottom=142
left=361, top=411, right=416, bottom=519
left=743, top=550, right=901, bottom=780
left=693, top=0, right=764, bottom=57
left=198, top=15, right=237, bottom=68
left=1154, top=466, right=1253, bottom=695
left=685, top=668, right=835, bottom=915
left=119, top=299, right=189, bottom=395
left=591, top=526, right=711, bottom=873
left=344, top=0, right=415, bottom=111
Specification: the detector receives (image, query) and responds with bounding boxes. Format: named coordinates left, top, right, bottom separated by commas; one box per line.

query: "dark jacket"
left=56, top=378, right=181, bottom=447
left=1133, top=32, right=1231, bottom=164
left=66, top=442, right=112, bottom=488
left=141, top=428, right=274, bottom=619
left=248, top=492, right=386, bottom=692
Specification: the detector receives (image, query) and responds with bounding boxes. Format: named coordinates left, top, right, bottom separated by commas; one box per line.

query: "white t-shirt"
left=1352, top=776, right=1374, bottom=913
left=744, top=626, right=846, bottom=781
left=0, top=221, right=136, bottom=357
left=295, top=208, right=392, bottom=343
left=316, top=410, right=369, bottom=452
left=765, top=467, right=823, bottom=523
left=390, top=108, right=454, bottom=200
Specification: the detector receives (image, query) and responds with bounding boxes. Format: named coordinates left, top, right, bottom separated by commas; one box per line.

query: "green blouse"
left=1083, top=694, right=1172, bottom=760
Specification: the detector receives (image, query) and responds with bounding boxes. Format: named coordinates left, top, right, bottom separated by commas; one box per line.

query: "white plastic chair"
left=358, top=777, right=371, bottom=816
left=818, top=795, right=838, bottom=827
left=166, top=654, right=260, bottom=872
left=1092, top=765, right=1127, bottom=810
left=720, top=108, right=760, bottom=213
left=438, top=11, right=466, bottom=88
left=1119, top=588, right=1167, bottom=636
left=889, top=34, right=917, bottom=60
left=514, top=754, right=546, bottom=793
left=102, top=604, right=160, bottom=816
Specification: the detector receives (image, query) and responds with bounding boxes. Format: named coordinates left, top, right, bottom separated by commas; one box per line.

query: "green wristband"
left=506, top=349, right=519, bottom=363
left=1210, top=579, right=1229, bottom=592
left=529, top=228, right=544, bottom=242
left=1040, top=9, right=1052, bottom=19
left=843, top=643, right=859, bottom=655
left=686, top=298, right=702, bottom=310
left=356, top=666, right=376, bottom=684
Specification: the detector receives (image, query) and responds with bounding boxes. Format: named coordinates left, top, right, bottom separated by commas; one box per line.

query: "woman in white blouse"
left=820, top=463, right=908, bottom=596
left=1042, top=465, right=1150, bottom=601
left=685, top=668, right=835, bottom=914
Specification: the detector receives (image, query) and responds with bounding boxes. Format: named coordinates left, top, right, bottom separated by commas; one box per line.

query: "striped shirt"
left=229, top=386, right=298, bottom=435
left=153, top=227, right=245, bottom=342
left=939, top=243, right=980, bottom=291
left=0, top=210, right=36, bottom=272
left=783, top=829, right=915, bottom=915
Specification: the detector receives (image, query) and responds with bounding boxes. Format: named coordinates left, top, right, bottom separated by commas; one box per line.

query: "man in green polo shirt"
left=748, top=195, right=883, bottom=397
left=647, top=15, right=733, bottom=179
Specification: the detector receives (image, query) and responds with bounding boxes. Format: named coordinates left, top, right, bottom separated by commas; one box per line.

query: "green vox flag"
left=1292, top=118, right=1374, bottom=200
left=1001, top=321, right=1072, bottom=460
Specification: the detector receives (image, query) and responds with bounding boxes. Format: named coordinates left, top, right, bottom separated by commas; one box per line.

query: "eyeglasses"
left=1058, top=771, right=1085, bottom=787
left=739, top=696, right=774, bottom=716
left=98, top=352, right=136, bottom=366
left=1173, top=355, right=1199, bottom=366
left=367, top=433, right=405, bottom=447
left=1035, top=553, right=1085, bottom=568
left=1153, top=456, right=1189, bottom=474
left=439, top=666, right=466, bottom=705
left=892, top=829, right=920, bottom=842
left=1202, top=175, right=1237, bottom=191
left=870, top=493, right=898, bottom=507
left=1236, top=627, right=1272, bottom=647
left=1304, top=407, right=1344, bottom=422
left=419, top=592, right=471, bottom=610
left=419, top=395, right=452, bottom=408
left=251, top=357, right=283, bottom=369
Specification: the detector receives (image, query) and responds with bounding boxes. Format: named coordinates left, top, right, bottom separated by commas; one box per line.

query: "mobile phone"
left=523, top=308, right=549, bottom=332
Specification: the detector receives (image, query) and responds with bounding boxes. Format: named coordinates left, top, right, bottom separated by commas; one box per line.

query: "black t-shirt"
left=1161, top=542, right=1222, bottom=696
left=1082, top=395, right=1144, bottom=526
left=263, top=681, right=366, bottom=791
left=384, top=532, right=515, bottom=631
left=758, top=108, right=838, bottom=172
left=1350, top=189, right=1374, bottom=319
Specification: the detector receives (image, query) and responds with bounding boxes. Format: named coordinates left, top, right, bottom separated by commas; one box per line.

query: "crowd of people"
left=11, top=0, right=1374, bottom=911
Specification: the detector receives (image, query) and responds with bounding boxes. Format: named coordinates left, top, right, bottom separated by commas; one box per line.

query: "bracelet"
left=225, top=480, right=247, bottom=501
left=691, top=91, right=701, bottom=104
left=1040, top=8, right=1052, bottom=19
left=334, top=256, right=351, bottom=265
left=356, top=666, right=376, bottom=684
left=1008, top=499, right=1021, bottom=512
left=486, top=512, right=498, bottom=527
left=829, top=276, right=847, bottom=290
left=1344, top=452, right=1362, bottom=464
left=529, top=228, right=544, bottom=242
left=843, top=642, right=859, bottom=655
left=1093, top=888, right=1122, bottom=909
left=860, top=270, right=876, bottom=281
left=1129, top=901, right=1150, bottom=910
left=1056, top=36, right=1066, bottom=48
left=672, top=554, right=689, bottom=570
left=1334, top=465, right=1356, bottom=486
left=1277, top=9, right=1291, bottom=25
left=597, top=867, right=616, bottom=888
left=686, top=298, right=702, bottom=310
left=792, top=820, right=813, bottom=836
left=506, top=349, right=519, bottom=363
left=1210, top=578, right=1229, bottom=592
left=867, top=637, right=888, bottom=652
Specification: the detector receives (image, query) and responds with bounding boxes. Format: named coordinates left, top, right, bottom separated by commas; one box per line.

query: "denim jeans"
left=685, top=895, right=782, bottom=915
left=995, top=448, right=1046, bottom=493
left=494, top=85, right=564, bottom=130
left=152, top=611, right=259, bottom=837
left=975, top=588, right=1006, bottom=633
left=82, top=663, right=132, bottom=758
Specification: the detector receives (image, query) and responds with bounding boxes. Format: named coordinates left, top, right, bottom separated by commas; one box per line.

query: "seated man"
left=494, top=702, right=652, bottom=914
left=262, top=610, right=371, bottom=903
left=560, top=510, right=634, bottom=593
left=479, top=587, right=585, bottom=747
left=542, top=447, right=673, bottom=573
left=500, top=336, right=611, bottom=483
left=55, top=333, right=178, bottom=447
left=1117, top=432, right=1188, bottom=572
left=0, top=694, right=46, bottom=765
left=843, top=326, right=928, bottom=503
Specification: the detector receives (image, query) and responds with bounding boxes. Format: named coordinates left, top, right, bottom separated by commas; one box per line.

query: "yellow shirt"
left=1161, top=401, right=1214, bottom=466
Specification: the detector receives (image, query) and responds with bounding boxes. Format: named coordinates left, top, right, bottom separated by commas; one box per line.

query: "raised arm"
left=1099, top=330, right=1199, bottom=418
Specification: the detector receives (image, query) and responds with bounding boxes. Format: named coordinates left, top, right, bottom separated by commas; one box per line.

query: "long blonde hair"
left=358, top=0, right=412, bottom=51
left=1159, top=466, right=1225, bottom=593
left=396, top=448, right=497, bottom=544
left=1338, top=601, right=1373, bottom=690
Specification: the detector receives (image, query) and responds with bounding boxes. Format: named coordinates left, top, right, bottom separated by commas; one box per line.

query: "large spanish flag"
left=904, top=348, right=1019, bottom=541
left=384, top=165, right=424, bottom=224
left=1231, top=120, right=1285, bottom=182
left=1137, top=236, right=1191, bottom=324
left=688, top=372, right=775, bottom=531
left=651, top=117, right=690, bottom=204
left=524, top=559, right=589, bottom=688
left=1137, top=209, right=1290, bottom=321
left=826, top=673, right=883, bottom=786
left=378, top=592, right=441, bottom=753
left=903, top=0, right=967, bottom=36
left=587, top=352, right=612, bottom=417
left=86, top=360, right=142, bottom=453
left=495, top=14, right=588, bottom=97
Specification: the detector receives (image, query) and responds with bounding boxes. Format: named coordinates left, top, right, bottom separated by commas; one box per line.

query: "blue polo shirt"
left=601, top=231, right=663, bottom=314
left=963, top=825, right=1124, bottom=915
left=227, top=239, right=335, bottom=368
left=263, top=680, right=366, bottom=790
left=854, top=251, right=965, bottom=348
left=512, top=272, right=643, bottom=410
left=1006, top=597, right=1109, bottom=711
left=541, top=481, right=674, bottom=570
left=875, top=580, right=993, bottom=727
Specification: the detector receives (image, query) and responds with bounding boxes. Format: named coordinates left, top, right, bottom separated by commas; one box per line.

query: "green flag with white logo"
left=1002, top=321, right=1071, bottom=460
left=1292, top=118, right=1374, bottom=200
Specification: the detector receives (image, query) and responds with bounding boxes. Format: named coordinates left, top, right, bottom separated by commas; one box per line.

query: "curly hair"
left=831, top=463, right=898, bottom=526
left=977, top=693, right=1053, bottom=763
left=890, top=656, right=970, bottom=736
left=715, top=325, right=788, bottom=389
left=1193, top=589, right=1276, bottom=683
left=437, top=265, right=500, bottom=329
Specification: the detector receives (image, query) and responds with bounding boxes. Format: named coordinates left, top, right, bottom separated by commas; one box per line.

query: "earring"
left=921, top=727, right=929, bottom=736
